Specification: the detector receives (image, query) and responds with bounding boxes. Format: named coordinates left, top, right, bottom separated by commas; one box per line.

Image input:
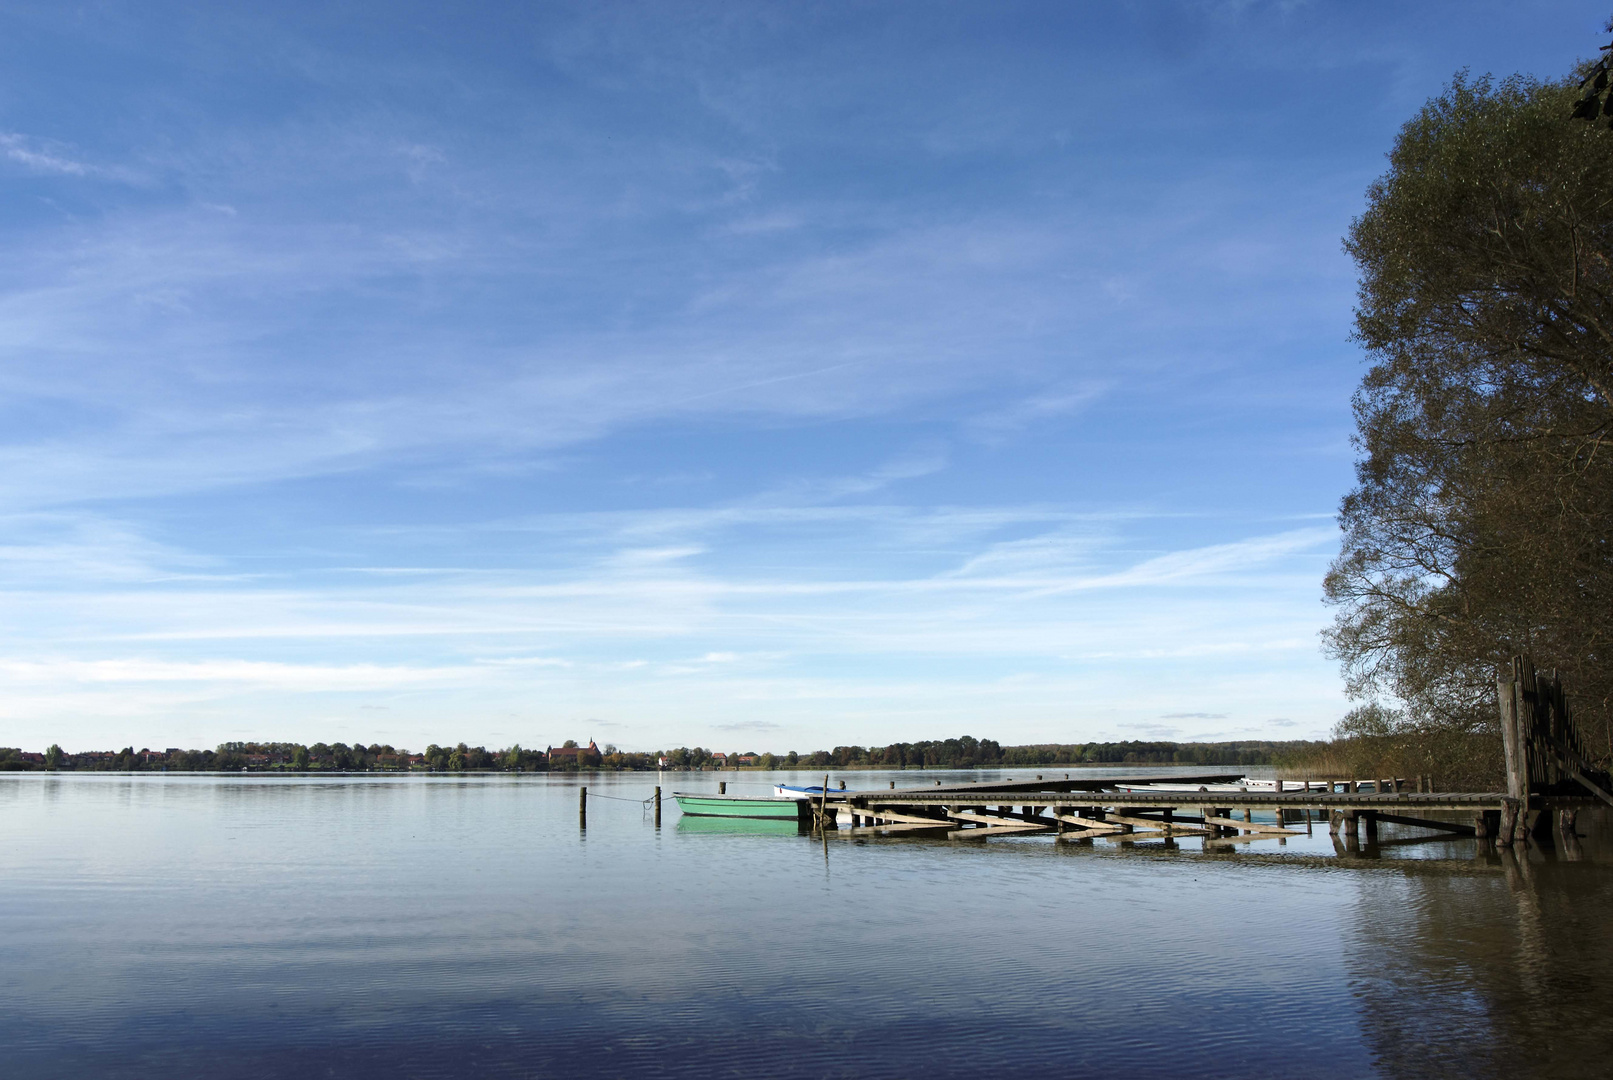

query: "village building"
left=546, top=740, right=602, bottom=766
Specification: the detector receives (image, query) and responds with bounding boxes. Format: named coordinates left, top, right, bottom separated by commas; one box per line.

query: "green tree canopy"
left=1325, top=68, right=1613, bottom=759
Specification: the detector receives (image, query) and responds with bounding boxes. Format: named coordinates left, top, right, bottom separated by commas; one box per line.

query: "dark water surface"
left=4, top=770, right=1611, bottom=1079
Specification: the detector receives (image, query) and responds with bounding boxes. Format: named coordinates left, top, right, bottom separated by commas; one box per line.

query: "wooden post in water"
left=1498, top=673, right=1530, bottom=844
left=1497, top=799, right=1518, bottom=847
left=653, top=786, right=662, bottom=827
left=718, top=781, right=726, bottom=794
left=579, top=786, right=587, bottom=829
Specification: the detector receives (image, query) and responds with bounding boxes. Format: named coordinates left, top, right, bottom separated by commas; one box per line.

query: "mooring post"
left=1498, top=674, right=1530, bottom=845
left=718, top=781, right=726, bottom=794
left=579, top=786, right=587, bottom=829
left=1363, top=812, right=1379, bottom=844
left=1497, top=799, right=1518, bottom=847
left=1472, top=810, right=1488, bottom=840
left=653, top=785, right=662, bottom=827
left=1201, top=806, right=1217, bottom=838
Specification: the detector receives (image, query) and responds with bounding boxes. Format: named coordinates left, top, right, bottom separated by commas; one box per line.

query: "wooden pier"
left=805, top=657, right=1611, bottom=850
left=811, top=776, right=1585, bottom=845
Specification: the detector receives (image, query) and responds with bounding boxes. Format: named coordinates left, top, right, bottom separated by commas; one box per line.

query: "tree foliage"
left=1325, top=68, right=1613, bottom=764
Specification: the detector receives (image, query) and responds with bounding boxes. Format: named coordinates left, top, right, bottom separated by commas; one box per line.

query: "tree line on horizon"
left=0, top=735, right=1326, bottom=773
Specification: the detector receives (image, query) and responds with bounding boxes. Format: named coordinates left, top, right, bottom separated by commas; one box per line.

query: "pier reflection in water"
left=1, top=772, right=1609, bottom=1080
left=1340, top=826, right=1613, bottom=1080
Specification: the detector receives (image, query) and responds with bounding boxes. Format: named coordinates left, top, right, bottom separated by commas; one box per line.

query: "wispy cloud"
left=0, top=133, right=91, bottom=176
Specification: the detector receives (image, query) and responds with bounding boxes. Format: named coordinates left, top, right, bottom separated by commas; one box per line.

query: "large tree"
left=1325, top=67, right=1613, bottom=764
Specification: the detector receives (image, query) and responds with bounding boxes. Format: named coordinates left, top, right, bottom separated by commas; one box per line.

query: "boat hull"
left=673, top=793, right=808, bottom=820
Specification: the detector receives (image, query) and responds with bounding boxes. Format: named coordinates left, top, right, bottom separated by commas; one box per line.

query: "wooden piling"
left=653, top=785, right=661, bottom=827
left=718, top=781, right=726, bottom=794
left=579, top=786, right=587, bottom=828
left=1498, top=676, right=1528, bottom=831
left=1497, top=799, right=1517, bottom=847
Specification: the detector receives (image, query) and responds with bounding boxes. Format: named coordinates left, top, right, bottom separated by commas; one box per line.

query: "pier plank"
left=1049, top=812, right=1124, bottom=832
left=946, top=810, right=1051, bottom=830
left=948, top=824, right=1050, bottom=839
left=1202, top=816, right=1300, bottom=835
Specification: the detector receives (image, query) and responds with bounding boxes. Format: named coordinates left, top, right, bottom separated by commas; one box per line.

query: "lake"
left=3, top=769, right=1611, bottom=1079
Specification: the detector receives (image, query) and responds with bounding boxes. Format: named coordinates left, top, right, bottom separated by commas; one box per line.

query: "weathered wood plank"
left=1100, top=827, right=1208, bottom=840
left=1049, top=812, right=1123, bottom=832
left=853, top=807, right=954, bottom=826
left=946, top=811, right=1051, bottom=831
left=948, top=824, right=1050, bottom=839
left=1202, top=815, right=1299, bottom=835
left=1371, top=811, right=1476, bottom=836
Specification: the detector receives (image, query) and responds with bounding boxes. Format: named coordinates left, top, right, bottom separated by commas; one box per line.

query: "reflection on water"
left=1343, top=831, right=1613, bottom=1080
left=676, top=814, right=805, bottom=836
left=1, top=772, right=1609, bottom=1079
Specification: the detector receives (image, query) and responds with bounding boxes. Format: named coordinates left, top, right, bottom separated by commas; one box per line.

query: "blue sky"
left=0, top=1, right=1602, bottom=753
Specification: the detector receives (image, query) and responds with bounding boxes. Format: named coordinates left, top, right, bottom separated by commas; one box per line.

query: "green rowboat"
left=672, top=792, right=810, bottom=821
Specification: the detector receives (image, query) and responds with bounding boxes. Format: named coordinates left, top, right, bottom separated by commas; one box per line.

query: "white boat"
left=1113, top=778, right=1342, bottom=794
left=773, top=784, right=825, bottom=798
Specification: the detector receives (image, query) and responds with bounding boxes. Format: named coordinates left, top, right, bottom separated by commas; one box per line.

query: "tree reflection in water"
left=1341, top=808, right=1613, bottom=1080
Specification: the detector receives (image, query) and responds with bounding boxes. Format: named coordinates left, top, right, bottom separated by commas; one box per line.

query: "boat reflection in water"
left=675, top=814, right=806, bottom=837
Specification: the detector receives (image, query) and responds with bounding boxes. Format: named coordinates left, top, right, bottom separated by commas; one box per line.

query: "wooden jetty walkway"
left=810, top=774, right=1589, bottom=845
left=807, top=655, right=1613, bottom=851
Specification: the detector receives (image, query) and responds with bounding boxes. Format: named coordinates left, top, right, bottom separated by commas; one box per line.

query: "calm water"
left=4, top=769, right=1612, bottom=1079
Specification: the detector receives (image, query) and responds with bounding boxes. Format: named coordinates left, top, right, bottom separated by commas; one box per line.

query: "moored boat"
left=673, top=791, right=810, bottom=820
